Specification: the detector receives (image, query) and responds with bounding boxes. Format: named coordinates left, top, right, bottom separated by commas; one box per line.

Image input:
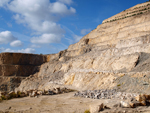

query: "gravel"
left=74, top=89, right=138, bottom=100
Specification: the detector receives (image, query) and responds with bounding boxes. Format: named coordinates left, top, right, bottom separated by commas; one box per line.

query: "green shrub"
left=1, top=95, right=6, bottom=100
left=84, top=110, right=90, bottom=113
left=17, top=91, right=21, bottom=97
left=9, top=92, right=17, bottom=99
left=132, top=14, right=136, bottom=16
left=140, top=12, right=143, bottom=14
left=117, top=84, right=121, bottom=87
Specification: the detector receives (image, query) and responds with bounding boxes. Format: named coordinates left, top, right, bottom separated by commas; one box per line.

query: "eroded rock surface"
left=12, top=2, right=150, bottom=94
left=0, top=53, right=48, bottom=92
left=0, top=2, right=150, bottom=113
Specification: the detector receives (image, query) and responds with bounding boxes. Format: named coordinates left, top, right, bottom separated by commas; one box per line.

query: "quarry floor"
left=0, top=92, right=150, bottom=113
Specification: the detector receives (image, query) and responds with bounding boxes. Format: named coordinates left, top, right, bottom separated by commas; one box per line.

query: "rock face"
left=2, top=2, right=150, bottom=94
left=0, top=53, right=48, bottom=92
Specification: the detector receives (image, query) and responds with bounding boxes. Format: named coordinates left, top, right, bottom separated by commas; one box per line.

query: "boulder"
left=53, top=87, right=61, bottom=94
left=19, top=92, right=26, bottom=97
left=89, top=103, right=104, bottom=113
left=29, top=90, right=38, bottom=97
left=129, top=100, right=141, bottom=108
left=135, top=94, right=150, bottom=106
left=37, top=91, right=43, bottom=95
left=47, top=89, right=54, bottom=95
left=120, top=101, right=131, bottom=108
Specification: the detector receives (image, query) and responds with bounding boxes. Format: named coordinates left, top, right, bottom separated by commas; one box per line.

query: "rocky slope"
left=0, top=53, right=48, bottom=92
left=1, top=2, right=150, bottom=95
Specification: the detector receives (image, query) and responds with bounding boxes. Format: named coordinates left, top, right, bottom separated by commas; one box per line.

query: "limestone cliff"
left=0, top=53, right=48, bottom=91
left=2, top=2, right=150, bottom=94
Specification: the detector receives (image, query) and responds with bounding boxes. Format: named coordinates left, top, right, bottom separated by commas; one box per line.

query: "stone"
left=48, top=89, right=54, bottom=95
left=135, top=94, right=147, bottom=106
left=37, top=91, right=43, bottom=95
left=89, top=103, right=104, bottom=113
left=120, top=101, right=131, bottom=108
left=25, top=90, right=34, bottom=96
left=145, top=95, right=150, bottom=103
left=19, top=93, right=26, bottom=97
left=129, top=100, right=141, bottom=108
left=56, top=87, right=61, bottom=94
left=113, top=103, right=121, bottom=108
left=53, top=87, right=61, bottom=94
left=135, top=94, right=150, bottom=106
left=29, top=90, right=38, bottom=97
left=73, top=89, right=139, bottom=102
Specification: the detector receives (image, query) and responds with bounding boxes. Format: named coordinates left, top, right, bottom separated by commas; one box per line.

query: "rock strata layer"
left=1, top=2, right=150, bottom=94
left=0, top=53, right=48, bottom=92
left=15, top=2, right=150, bottom=93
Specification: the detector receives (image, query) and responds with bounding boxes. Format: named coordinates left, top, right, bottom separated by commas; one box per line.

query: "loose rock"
left=89, top=103, right=104, bottom=113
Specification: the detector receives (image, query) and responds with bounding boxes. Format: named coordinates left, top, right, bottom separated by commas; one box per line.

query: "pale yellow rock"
left=63, top=72, right=117, bottom=90
left=89, top=103, right=104, bottom=113
left=60, top=63, right=72, bottom=73
left=3, top=2, right=150, bottom=93
left=53, top=87, right=61, bottom=94
left=135, top=94, right=150, bottom=106
left=120, top=101, right=131, bottom=108
left=111, top=54, right=139, bottom=71
left=64, top=73, right=75, bottom=85
left=92, top=53, right=139, bottom=71
left=83, top=59, right=94, bottom=69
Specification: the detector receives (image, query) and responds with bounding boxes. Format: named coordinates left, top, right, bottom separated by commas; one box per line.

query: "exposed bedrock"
left=0, top=53, right=48, bottom=92
left=2, top=2, right=150, bottom=94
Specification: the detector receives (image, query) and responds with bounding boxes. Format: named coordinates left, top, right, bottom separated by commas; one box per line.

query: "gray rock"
left=48, top=90, right=54, bottom=95
left=74, top=89, right=138, bottom=101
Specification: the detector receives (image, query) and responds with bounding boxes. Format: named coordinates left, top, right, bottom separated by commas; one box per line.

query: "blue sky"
left=0, top=0, right=147, bottom=54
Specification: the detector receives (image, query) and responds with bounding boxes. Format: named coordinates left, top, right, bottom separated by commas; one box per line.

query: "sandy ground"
left=0, top=92, right=150, bottom=113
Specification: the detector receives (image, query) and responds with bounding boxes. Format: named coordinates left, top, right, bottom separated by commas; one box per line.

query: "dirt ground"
left=0, top=92, right=150, bottom=113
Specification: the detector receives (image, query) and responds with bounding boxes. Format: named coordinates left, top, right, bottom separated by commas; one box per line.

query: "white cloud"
left=81, top=28, right=91, bottom=35
left=57, top=0, right=73, bottom=5
left=18, top=48, right=35, bottom=53
left=4, top=0, right=76, bottom=44
left=0, top=31, right=17, bottom=44
left=0, top=48, right=15, bottom=52
left=73, top=35, right=82, bottom=43
left=0, top=47, right=35, bottom=53
left=10, top=40, right=23, bottom=47
left=31, top=33, right=62, bottom=44
left=0, top=0, right=78, bottom=54
left=0, top=0, right=10, bottom=7
left=29, top=21, right=64, bottom=34
left=49, top=2, right=76, bottom=15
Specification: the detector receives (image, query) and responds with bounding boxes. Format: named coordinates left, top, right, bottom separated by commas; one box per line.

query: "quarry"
left=1, top=2, right=150, bottom=113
